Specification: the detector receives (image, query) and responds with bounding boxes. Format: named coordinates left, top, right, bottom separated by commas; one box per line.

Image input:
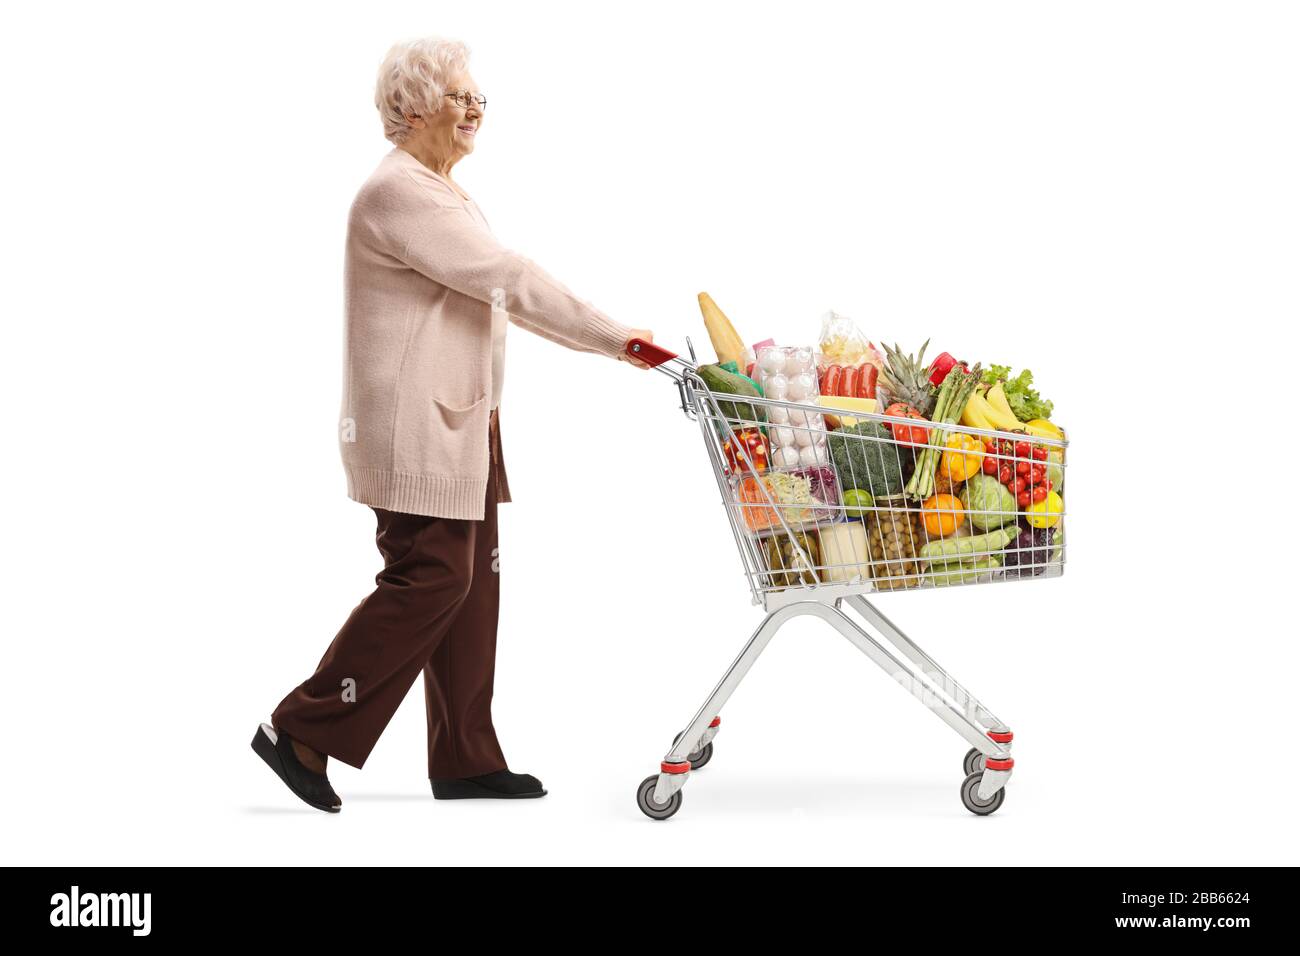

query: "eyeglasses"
left=444, top=90, right=487, bottom=111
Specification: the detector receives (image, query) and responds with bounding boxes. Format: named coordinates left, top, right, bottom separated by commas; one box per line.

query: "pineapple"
left=877, top=339, right=937, bottom=417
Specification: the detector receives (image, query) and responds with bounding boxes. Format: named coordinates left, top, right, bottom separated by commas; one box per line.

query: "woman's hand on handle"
left=617, top=329, right=657, bottom=369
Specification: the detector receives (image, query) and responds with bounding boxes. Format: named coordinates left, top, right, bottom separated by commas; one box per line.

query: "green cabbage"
left=960, top=475, right=1018, bottom=531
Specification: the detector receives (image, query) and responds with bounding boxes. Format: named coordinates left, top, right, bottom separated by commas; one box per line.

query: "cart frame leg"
left=652, top=597, right=1014, bottom=807
left=843, top=596, right=1011, bottom=750
left=653, top=603, right=803, bottom=804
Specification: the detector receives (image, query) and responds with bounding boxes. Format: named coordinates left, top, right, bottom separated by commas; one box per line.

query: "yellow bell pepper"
left=940, top=433, right=984, bottom=482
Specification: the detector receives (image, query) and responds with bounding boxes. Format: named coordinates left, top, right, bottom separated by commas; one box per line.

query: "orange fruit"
left=921, top=493, right=965, bottom=538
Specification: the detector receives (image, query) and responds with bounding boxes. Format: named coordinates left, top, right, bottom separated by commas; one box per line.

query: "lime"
left=842, top=488, right=874, bottom=519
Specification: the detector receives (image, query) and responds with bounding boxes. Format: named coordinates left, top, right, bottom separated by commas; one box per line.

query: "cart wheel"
left=962, top=747, right=985, bottom=777
left=637, top=774, right=682, bottom=821
left=689, top=741, right=713, bottom=769
left=673, top=731, right=714, bottom=769
left=960, top=771, right=1005, bottom=816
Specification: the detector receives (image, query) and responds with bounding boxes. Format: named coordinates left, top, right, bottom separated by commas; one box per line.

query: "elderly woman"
left=252, top=36, right=655, bottom=812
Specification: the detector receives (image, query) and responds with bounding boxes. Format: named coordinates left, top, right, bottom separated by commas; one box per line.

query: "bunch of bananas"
left=961, top=383, right=1061, bottom=440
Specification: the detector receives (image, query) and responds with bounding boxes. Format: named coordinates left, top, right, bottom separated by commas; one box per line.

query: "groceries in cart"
left=692, top=293, right=1067, bottom=595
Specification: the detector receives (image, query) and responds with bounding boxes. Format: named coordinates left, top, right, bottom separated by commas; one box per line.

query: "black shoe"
left=251, top=722, right=342, bottom=813
left=430, top=769, right=547, bottom=800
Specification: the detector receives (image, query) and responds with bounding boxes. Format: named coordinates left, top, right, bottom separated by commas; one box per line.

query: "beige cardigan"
left=339, top=147, right=634, bottom=520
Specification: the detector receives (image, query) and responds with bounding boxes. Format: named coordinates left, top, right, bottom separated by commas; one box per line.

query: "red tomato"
left=1017, top=491, right=1031, bottom=508
left=894, top=423, right=930, bottom=447
left=1031, top=464, right=1046, bottom=482
left=999, top=465, right=1013, bottom=484
left=1015, top=461, right=1030, bottom=476
left=1012, top=477, right=1028, bottom=495
left=1032, top=486, right=1048, bottom=503
left=1031, top=446, right=1049, bottom=461
left=1045, top=480, right=1054, bottom=492
left=982, top=458, right=998, bottom=475
left=881, top=403, right=926, bottom=445
left=884, top=401, right=919, bottom=419
left=1014, top=441, right=1030, bottom=458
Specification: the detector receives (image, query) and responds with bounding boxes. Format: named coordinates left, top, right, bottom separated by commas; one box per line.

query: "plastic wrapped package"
left=752, top=345, right=831, bottom=471
left=817, top=310, right=880, bottom=367
left=816, top=310, right=881, bottom=400
left=735, top=465, right=841, bottom=535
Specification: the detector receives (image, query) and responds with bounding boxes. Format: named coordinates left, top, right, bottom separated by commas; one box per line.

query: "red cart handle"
left=626, top=337, right=678, bottom=368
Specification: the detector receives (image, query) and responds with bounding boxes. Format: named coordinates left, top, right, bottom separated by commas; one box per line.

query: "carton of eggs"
left=753, top=346, right=829, bottom=469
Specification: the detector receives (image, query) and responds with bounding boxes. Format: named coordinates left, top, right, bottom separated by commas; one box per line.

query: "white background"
left=2, top=0, right=1296, bottom=865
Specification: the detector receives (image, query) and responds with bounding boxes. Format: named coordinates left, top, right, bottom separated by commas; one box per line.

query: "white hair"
left=374, top=36, right=472, bottom=145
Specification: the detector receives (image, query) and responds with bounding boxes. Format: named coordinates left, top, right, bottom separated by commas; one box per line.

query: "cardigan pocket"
left=422, top=391, right=491, bottom=478
left=430, top=389, right=487, bottom=413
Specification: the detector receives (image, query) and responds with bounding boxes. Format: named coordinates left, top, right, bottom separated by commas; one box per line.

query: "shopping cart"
left=625, top=337, right=1067, bottom=819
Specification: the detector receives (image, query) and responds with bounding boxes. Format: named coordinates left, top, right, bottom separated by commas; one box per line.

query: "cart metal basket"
left=626, top=337, right=1068, bottom=819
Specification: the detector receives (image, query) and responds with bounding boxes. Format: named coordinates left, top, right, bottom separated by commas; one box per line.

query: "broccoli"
left=826, top=422, right=908, bottom=498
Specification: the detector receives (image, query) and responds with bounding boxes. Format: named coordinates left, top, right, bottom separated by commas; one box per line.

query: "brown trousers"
left=272, top=408, right=509, bottom=779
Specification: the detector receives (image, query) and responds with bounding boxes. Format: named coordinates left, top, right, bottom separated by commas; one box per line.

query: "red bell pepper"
left=928, top=352, right=967, bottom=386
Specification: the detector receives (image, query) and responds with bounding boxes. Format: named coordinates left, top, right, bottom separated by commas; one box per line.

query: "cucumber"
left=927, top=555, right=1002, bottom=587
left=924, top=549, right=1010, bottom=571
left=698, top=363, right=765, bottom=426
left=918, top=527, right=1018, bottom=563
